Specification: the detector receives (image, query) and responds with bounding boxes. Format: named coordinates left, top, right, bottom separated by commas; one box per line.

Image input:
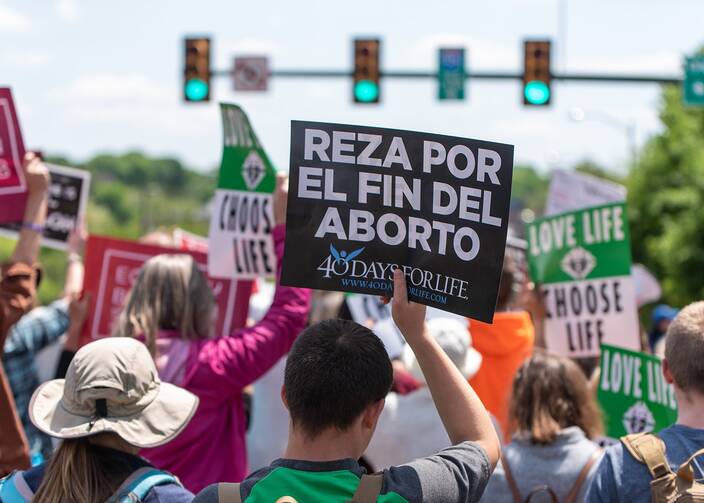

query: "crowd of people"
left=0, top=153, right=702, bottom=502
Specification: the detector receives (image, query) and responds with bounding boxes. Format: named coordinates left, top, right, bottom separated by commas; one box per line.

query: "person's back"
left=0, top=337, right=198, bottom=503
left=482, top=352, right=604, bottom=503
left=469, top=311, right=534, bottom=437
left=586, top=301, right=704, bottom=502
left=366, top=318, right=482, bottom=469
left=193, top=270, right=501, bottom=503
left=469, top=262, right=534, bottom=438
left=111, top=175, right=312, bottom=492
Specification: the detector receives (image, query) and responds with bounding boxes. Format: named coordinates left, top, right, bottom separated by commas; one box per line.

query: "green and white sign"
left=598, top=344, right=678, bottom=438
left=208, top=104, right=278, bottom=279
left=526, top=202, right=640, bottom=357
left=684, top=55, right=704, bottom=107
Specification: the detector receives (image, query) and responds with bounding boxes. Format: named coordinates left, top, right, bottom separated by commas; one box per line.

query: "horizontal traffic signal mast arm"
left=211, top=68, right=682, bottom=84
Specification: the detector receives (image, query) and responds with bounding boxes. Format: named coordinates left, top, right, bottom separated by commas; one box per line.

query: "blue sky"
left=1, top=0, right=702, bottom=174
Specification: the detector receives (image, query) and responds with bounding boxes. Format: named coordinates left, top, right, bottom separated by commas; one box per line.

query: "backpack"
left=0, top=466, right=179, bottom=503
left=215, top=472, right=384, bottom=503
left=621, top=432, right=704, bottom=502
left=502, top=448, right=603, bottom=503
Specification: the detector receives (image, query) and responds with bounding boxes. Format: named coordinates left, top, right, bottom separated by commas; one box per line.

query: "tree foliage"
left=627, top=85, right=704, bottom=306
left=0, top=152, right=216, bottom=304
left=511, top=165, right=549, bottom=214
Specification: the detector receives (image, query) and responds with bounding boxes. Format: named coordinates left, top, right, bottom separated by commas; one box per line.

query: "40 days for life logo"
left=317, top=243, right=470, bottom=304
left=318, top=244, right=366, bottom=277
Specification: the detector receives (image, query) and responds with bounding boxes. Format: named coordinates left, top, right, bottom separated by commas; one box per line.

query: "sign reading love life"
left=598, top=344, right=677, bottom=438
left=281, top=121, right=514, bottom=321
left=526, top=202, right=641, bottom=358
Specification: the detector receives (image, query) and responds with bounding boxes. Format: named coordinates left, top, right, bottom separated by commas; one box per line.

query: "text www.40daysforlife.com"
left=339, top=278, right=449, bottom=305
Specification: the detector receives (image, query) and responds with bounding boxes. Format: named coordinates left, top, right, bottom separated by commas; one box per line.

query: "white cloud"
left=3, top=50, right=49, bottom=67
left=0, top=3, right=30, bottom=32
left=51, top=74, right=172, bottom=102
left=56, top=0, right=79, bottom=21
left=572, top=50, right=681, bottom=75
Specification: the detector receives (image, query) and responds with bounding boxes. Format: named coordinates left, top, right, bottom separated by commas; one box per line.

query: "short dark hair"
left=284, top=319, right=393, bottom=438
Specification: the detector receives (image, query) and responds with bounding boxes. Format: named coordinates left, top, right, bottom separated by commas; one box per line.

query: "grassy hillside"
left=0, top=152, right=216, bottom=304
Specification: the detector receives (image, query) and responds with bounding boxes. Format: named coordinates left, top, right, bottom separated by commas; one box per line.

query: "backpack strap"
left=349, top=473, right=384, bottom=503
left=0, top=472, right=34, bottom=503
left=107, top=467, right=180, bottom=503
left=621, top=433, right=672, bottom=480
left=500, top=456, right=523, bottom=503
left=563, top=448, right=603, bottom=503
left=217, top=482, right=242, bottom=503
left=676, top=447, right=704, bottom=483
left=524, top=485, right=558, bottom=503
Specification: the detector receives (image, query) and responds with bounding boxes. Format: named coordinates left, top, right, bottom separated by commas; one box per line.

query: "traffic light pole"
left=212, top=68, right=682, bottom=85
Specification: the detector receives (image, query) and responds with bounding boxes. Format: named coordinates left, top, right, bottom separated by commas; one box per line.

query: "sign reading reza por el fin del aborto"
left=281, top=121, right=514, bottom=322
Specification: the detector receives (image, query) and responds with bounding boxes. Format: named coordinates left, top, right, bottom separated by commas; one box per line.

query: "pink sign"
left=83, top=235, right=253, bottom=344
left=0, top=88, right=27, bottom=223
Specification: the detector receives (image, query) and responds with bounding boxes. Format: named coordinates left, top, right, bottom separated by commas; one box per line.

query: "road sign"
left=438, top=48, right=465, bottom=100
left=683, top=55, right=704, bottom=107
left=234, top=57, right=269, bottom=91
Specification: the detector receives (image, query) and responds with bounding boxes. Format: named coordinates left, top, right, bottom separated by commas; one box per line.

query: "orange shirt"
left=469, top=311, right=534, bottom=441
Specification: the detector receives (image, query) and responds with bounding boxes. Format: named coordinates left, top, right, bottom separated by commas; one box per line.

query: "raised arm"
left=62, top=223, right=86, bottom=299
left=10, top=153, right=49, bottom=267
left=390, top=269, right=501, bottom=468
left=193, top=174, right=311, bottom=393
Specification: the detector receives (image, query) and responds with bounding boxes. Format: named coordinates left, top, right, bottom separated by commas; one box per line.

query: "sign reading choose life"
left=208, top=104, right=277, bottom=280
left=281, top=121, right=514, bottom=321
left=526, top=202, right=640, bottom=357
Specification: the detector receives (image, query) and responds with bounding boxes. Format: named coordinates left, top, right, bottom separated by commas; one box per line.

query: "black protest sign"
left=0, top=163, right=90, bottom=250
left=280, top=121, right=514, bottom=321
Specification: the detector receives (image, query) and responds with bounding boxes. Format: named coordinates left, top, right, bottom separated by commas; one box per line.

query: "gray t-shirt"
left=585, top=424, right=704, bottom=502
left=481, top=426, right=601, bottom=503
left=192, top=441, right=491, bottom=503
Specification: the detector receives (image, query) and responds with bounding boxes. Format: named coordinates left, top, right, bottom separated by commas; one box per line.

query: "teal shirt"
left=193, top=441, right=491, bottom=503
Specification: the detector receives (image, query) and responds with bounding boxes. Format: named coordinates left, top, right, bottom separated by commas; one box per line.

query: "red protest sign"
left=0, top=88, right=27, bottom=224
left=83, top=235, right=253, bottom=344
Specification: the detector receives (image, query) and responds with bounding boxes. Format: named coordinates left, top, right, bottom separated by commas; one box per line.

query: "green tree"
left=628, top=85, right=704, bottom=306
left=574, top=159, right=624, bottom=185
left=511, top=165, right=549, bottom=214
left=4, top=152, right=216, bottom=304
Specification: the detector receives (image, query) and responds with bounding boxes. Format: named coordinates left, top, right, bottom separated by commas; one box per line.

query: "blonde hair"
left=665, top=301, right=704, bottom=394
left=33, top=437, right=126, bottom=503
left=509, top=350, right=603, bottom=444
left=113, top=254, right=215, bottom=353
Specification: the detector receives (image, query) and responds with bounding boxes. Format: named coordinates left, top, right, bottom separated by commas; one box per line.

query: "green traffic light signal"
left=354, top=80, right=379, bottom=103
left=524, top=80, right=550, bottom=105
left=185, top=78, right=209, bottom=102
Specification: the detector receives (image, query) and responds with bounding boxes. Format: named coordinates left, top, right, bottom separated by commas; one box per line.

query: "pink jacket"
left=140, top=225, right=311, bottom=492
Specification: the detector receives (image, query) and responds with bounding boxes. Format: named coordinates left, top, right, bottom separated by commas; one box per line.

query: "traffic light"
left=522, top=40, right=552, bottom=106
left=183, top=37, right=211, bottom=102
left=353, top=39, right=380, bottom=103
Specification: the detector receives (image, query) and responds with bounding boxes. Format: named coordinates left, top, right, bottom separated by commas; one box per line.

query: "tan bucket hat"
left=29, top=337, right=198, bottom=448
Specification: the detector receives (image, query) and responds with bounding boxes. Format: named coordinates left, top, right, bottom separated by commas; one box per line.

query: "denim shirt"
left=3, top=300, right=69, bottom=460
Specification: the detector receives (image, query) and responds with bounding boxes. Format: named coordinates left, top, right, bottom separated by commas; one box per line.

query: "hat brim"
left=29, top=379, right=199, bottom=449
